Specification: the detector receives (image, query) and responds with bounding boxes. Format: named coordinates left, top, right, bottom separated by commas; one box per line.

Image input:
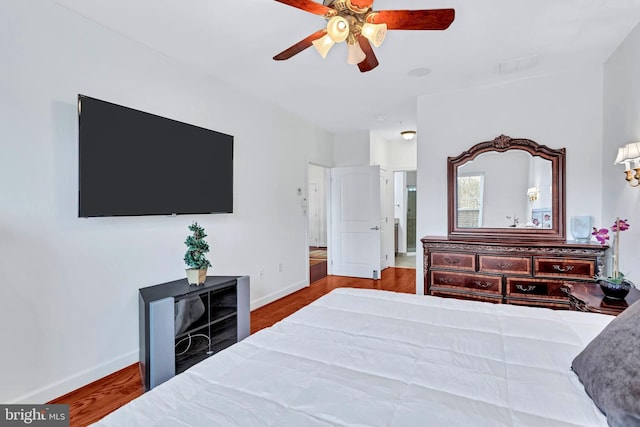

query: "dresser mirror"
left=447, top=134, right=566, bottom=241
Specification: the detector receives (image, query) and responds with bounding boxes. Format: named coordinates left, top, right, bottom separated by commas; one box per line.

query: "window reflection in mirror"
left=456, top=173, right=484, bottom=227
left=456, top=150, right=552, bottom=228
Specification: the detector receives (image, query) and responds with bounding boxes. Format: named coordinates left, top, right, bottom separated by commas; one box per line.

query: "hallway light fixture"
left=615, top=142, right=640, bottom=187
left=401, top=130, right=416, bottom=141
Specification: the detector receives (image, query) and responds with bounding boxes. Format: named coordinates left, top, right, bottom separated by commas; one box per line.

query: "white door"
left=329, top=166, right=381, bottom=279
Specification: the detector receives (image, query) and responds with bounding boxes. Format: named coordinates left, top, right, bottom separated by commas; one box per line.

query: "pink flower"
left=592, top=227, right=610, bottom=244
left=611, top=219, right=630, bottom=232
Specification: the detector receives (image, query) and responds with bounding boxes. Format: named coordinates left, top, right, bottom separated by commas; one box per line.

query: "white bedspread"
left=94, top=288, right=612, bottom=426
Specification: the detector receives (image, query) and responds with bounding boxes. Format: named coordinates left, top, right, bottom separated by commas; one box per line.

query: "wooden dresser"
left=422, top=237, right=609, bottom=309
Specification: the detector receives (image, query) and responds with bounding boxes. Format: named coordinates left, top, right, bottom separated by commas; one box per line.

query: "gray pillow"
left=572, top=300, right=640, bottom=427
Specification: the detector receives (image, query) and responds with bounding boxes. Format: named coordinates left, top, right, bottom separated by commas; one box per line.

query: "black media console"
left=139, top=275, right=250, bottom=390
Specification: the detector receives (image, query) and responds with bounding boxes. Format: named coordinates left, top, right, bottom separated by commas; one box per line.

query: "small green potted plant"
left=184, top=222, right=212, bottom=285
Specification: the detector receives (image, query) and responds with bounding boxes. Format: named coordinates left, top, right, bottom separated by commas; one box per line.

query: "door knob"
left=371, top=226, right=380, bottom=230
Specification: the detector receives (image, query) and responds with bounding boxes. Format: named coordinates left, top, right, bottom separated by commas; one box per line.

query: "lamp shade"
left=361, top=23, right=387, bottom=47
left=615, top=142, right=640, bottom=170
left=347, top=41, right=366, bottom=64
left=327, top=16, right=349, bottom=43
left=626, top=142, right=640, bottom=160
left=312, top=34, right=335, bottom=58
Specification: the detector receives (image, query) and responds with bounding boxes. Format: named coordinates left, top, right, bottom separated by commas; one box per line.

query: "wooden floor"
left=50, top=268, right=416, bottom=426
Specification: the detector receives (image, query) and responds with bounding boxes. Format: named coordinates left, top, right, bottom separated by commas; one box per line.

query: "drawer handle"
left=473, top=280, right=492, bottom=289
left=443, top=257, right=461, bottom=265
left=552, top=264, right=575, bottom=273
left=439, top=277, right=454, bottom=285
left=516, top=284, right=537, bottom=292
left=497, top=262, right=514, bottom=269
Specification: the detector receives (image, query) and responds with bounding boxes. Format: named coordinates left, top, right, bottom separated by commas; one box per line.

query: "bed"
left=93, top=288, right=640, bottom=426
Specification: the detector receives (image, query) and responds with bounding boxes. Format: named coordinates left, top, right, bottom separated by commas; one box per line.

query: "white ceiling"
left=51, top=0, right=640, bottom=142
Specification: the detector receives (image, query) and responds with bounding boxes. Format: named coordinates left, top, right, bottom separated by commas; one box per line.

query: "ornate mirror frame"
left=447, top=134, right=566, bottom=242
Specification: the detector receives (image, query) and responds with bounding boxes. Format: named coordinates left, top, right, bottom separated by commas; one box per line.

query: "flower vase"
left=570, top=216, right=593, bottom=243
left=598, top=278, right=632, bottom=300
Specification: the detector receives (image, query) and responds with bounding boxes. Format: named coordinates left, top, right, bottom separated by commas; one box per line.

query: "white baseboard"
left=250, top=280, right=308, bottom=311
left=10, top=350, right=138, bottom=404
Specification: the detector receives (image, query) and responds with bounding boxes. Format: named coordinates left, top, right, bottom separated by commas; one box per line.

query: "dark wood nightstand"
left=562, top=282, right=640, bottom=316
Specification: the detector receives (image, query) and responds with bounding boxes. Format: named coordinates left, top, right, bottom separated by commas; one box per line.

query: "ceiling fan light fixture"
left=361, top=22, right=387, bottom=47
left=401, top=130, right=417, bottom=140
left=346, top=41, right=366, bottom=64
left=312, top=34, right=336, bottom=58
left=326, top=16, right=349, bottom=42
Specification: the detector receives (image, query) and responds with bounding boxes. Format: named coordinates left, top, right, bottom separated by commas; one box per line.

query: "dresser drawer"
left=431, top=290, right=502, bottom=304
left=534, top=257, right=595, bottom=279
left=479, top=255, right=531, bottom=275
left=430, top=252, right=475, bottom=271
left=506, top=277, right=568, bottom=299
left=430, top=271, right=502, bottom=295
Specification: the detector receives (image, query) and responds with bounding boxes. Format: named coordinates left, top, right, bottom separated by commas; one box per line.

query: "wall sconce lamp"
left=401, top=130, right=416, bottom=141
left=527, top=187, right=539, bottom=202
left=614, top=142, right=640, bottom=187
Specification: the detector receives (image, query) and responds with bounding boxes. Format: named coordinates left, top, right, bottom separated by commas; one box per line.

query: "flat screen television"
left=78, top=95, right=233, bottom=217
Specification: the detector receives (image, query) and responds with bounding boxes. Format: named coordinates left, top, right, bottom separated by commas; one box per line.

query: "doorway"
left=308, top=164, right=328, bottom=282
left=393, top=171, right=417, bottom=269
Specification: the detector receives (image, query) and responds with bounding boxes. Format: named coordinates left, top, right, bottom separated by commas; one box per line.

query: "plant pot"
left=186, top=268, right=207, bottom=285
left=598, top=279, right=632, bottom=300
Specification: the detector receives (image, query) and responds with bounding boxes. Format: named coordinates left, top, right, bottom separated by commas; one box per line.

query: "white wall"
left=372, top=132, right=418, bottom=264
left=388, top=138, right=418, bottom=171
left=416, top=68, right=605, bottom=293
left=603, top=22, right=640, bottom=284
left=0, top=0, right=334, bottom=403
left=370, top=131, right=389, bottom=168
left=333, top=131, right=370, bottom=166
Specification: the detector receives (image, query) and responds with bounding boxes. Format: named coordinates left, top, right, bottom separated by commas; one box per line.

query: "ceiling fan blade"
left=357, top=36, right=378, bottom=73
left=369, top=9, right=455, bottom=30
left=273, top=29, right=328, bottom=60
left=274, top=0, right=333, bottom=16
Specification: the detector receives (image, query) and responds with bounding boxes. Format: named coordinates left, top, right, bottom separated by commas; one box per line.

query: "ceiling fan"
left=273, top=0, right=455, bottom=72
